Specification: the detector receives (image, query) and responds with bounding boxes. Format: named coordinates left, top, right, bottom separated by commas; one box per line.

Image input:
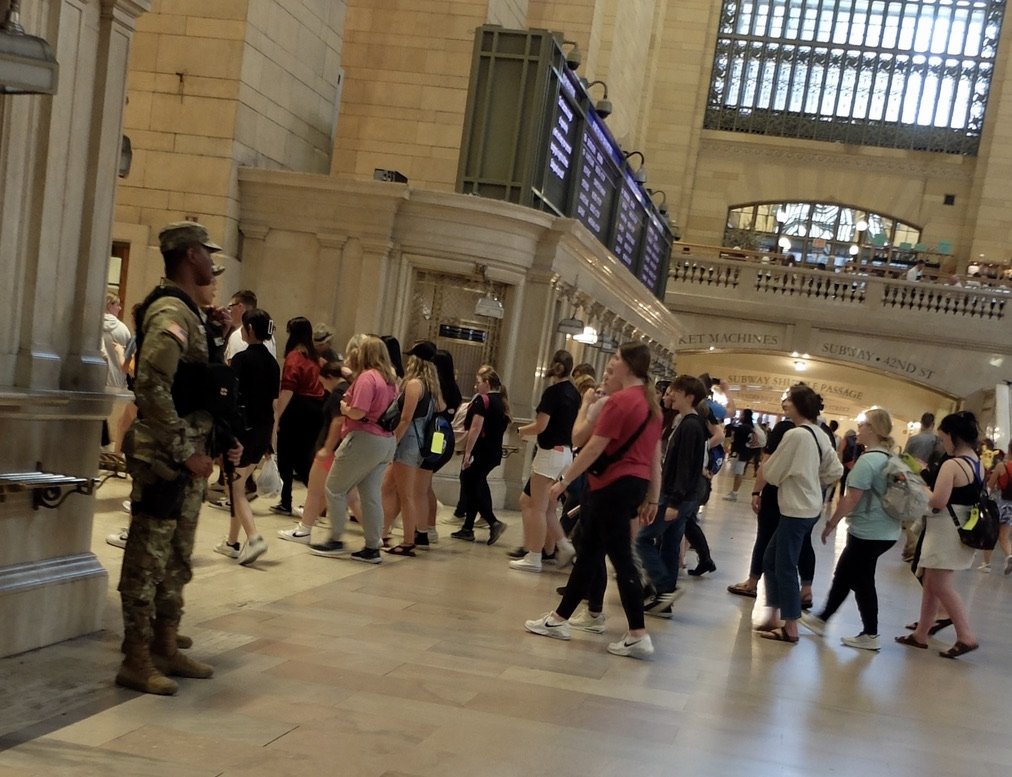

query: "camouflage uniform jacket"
left=125, top=280, right=213, bottom=477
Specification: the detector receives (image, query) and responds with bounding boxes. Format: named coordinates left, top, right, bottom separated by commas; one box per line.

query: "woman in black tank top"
left=898, top=412, right=981, bottom=658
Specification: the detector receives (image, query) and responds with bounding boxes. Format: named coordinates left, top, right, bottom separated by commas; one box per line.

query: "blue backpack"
left=418, top=398, right=452, bottom=466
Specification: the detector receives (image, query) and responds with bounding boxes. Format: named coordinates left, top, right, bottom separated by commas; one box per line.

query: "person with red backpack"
left=984, top=444, right=1012, bottom=575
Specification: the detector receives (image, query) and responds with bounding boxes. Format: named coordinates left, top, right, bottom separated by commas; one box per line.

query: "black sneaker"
left=269, top=503, right=293, bottom=516
left=645, top=603, right=674, bottom=619
left=507, top=546, right=527, bottom=559
left=413, top=531, right=431, bottom=550
left=309, top=539, right=347, bottom=558
left=351, top=547, right=382, bottom=564
left=541, top=550, right=558, bottom=565
left=450, top=529, right=475, bottom=541
left=487, top=521, right=508, bottom=546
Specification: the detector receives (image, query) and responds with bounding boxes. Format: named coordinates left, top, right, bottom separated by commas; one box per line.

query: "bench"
left=0, top=464, right=96, bottom=510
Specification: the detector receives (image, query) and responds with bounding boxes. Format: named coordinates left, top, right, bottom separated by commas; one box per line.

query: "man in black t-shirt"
left=723, top=409, right=757, bottom=501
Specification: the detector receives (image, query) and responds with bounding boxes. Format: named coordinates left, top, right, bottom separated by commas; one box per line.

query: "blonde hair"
left=344, top=333, right=365, bottom=373
left=350, top=334, right=396, bottom=384
left=403, top=355, right=440, bottom=399
left=863, top=407, right=895, bottom=450
left=573, top=373, right=597, bottom=395
left=105, top=291, right=120, bottom=310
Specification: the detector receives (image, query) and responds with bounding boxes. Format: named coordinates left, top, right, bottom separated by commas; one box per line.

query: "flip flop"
left=759, top=627, right=799, bottom=644
left=727, top=583, right=758, bottom=598
left=894, top=634, right=928, bottom=649
left=939, top=641, right=979, bottom=659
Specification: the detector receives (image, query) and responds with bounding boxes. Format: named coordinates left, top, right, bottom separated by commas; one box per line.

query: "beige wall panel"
left=487, top=0, right=529, bottom=27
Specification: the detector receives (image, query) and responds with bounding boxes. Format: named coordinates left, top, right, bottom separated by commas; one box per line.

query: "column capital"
left=240, top=225, right=270, bottom=242
left=101, top=0, right=152, bottom=22
left=317, top=232, right=349, bottom=250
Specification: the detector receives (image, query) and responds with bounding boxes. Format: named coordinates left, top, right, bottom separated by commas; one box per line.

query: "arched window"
left=726, top=201, right=922, bottom=270
left=706, top=1, right=1006, bottom=155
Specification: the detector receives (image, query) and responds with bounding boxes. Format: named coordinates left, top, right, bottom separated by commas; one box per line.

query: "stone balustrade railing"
left=668, top=250, right=1007, bottom=321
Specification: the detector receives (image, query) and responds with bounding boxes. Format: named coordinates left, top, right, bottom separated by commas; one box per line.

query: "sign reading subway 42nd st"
left=819, top=343, right=935, bottom=381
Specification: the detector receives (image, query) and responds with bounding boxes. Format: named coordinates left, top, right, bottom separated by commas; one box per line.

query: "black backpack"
left=948, top=457, right=999, bottom=551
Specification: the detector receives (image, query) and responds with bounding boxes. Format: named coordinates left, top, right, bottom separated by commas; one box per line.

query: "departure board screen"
left=611, top=174, right=647, bottom=270
left=573, top=111, right=621, bottom=244
left=639, top=210, right=672, bottom=296
left=539, top=72, right=581, bottom=215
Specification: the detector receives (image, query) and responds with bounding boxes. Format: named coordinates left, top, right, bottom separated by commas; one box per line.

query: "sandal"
left=754, top=620, right=783, bottom=632
left=894, top=634, right=928, bottom=649
left=727, top=583, right=758, bottom=598
left=382, top=544, right=416, bottom=557
left=904, top=618, right=953, bottom=635
left=801, top=598, right=814, bottom=610
left=939, top=641, right=979, bottom=659
left=759, top=627, right=798, bottom=644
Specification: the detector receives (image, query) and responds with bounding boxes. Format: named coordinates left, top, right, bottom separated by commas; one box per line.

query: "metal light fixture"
left=583, top=79, right=612, bottom=119
left=623, top=151, right=647, bottom=185
left=573, top=325, right=598, bottom=345
left=557, top=315, right=585, bottom=336
left=0, top=0, right=59, bottom=95
left=118, top=135, right=133, bottom=178
left=561, top=39, right=582, bottom=70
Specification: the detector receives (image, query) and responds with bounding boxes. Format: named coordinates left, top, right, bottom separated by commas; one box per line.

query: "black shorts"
left=239, top=424, right=272, bottom=468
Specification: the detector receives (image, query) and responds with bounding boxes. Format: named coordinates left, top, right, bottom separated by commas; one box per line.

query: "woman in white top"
left=751, top=385, right=843, bottom=644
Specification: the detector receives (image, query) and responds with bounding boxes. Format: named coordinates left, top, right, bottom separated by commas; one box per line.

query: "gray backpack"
left=866, top=450, right=931, bottom=521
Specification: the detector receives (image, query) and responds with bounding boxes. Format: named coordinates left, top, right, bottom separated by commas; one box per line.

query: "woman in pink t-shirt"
left=308, top=335, right=398, bottom=564
left=524, top=343, right=663, bottom=660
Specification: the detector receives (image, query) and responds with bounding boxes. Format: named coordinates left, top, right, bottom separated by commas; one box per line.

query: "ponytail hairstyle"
left=938, top=411, right=979, bottom=449
left=862, top=407, right=895, bottom=451
left=617, top=341, right=661, bottom=420
left=242, top=308, right=273, bottom=343
left=477, top=364, right=510, bottom=418
left=548, top=349, right=574, bottom=380
left=433, top=349, right=462, bottom=411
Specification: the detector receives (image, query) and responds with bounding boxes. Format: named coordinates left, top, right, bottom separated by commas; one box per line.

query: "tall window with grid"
left=706, top=0, right=1007, bottom=154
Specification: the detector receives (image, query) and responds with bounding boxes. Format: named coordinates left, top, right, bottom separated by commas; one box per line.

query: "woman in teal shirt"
left=800, top=408, right=901, bottom=651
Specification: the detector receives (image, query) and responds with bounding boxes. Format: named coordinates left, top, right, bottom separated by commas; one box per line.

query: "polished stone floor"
left=1, top=470, right=1010, bottom=776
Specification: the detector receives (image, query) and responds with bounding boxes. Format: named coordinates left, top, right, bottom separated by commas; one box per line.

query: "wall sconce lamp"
left=562, top=39, right=582, bottom=70
left=583, top=79, right=612, bottom=119
left=573, top=325, right=598, bottom=345
left=623, top=150, right=647, bottom=185
left=647, top=188, right=669, bottom=223
left=557, top=315, right=585, bottom=336
left=0, top=0, right=59, bottom=95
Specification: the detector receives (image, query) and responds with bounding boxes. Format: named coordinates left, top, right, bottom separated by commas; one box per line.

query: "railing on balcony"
left=667, top=245, right=1007, bottom=321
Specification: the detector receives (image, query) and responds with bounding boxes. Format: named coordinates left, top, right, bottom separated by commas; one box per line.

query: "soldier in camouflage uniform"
left=116, top=222, right=242, bottom=696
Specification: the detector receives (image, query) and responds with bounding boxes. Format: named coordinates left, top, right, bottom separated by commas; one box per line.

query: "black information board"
left=541, top=71, right=580, bottom=216
left=538, top=65, right=673, bottom=298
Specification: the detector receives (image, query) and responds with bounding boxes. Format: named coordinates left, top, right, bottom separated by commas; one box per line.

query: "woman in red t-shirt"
left=271, top=318, right=324, bottom=515
left=525, top=343, right=663, bottom=660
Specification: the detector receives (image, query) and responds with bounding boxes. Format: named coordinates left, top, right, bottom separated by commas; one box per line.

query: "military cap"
left=158, top=221, right=222, bottom=254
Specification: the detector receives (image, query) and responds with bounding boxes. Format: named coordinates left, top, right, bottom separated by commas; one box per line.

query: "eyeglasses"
left=226, top=302, right=242, bottom=310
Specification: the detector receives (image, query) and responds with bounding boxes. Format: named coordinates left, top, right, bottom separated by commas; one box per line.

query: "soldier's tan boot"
left=116, top=639, right=178, bottom=695
left=152, top=618, right=214, bottom=679
left=121, top=630, right=191, bottom=652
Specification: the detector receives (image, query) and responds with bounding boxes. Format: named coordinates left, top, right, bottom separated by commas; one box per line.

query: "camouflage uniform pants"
left=118, top=475, right=206, bottom=644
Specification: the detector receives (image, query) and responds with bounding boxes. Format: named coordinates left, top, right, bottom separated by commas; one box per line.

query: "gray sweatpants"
left=325, top=430, right=396, bottom=549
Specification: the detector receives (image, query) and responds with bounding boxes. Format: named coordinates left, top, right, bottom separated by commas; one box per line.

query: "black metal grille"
left=706, top=0, right=1006, bottom=155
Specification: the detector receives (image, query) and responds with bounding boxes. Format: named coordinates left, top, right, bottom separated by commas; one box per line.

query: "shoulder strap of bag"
left=800, top=424, right=823, bottom=458
left=608, top=409, right=653, bottom=463
left=947, top=455, right=982, bottom=528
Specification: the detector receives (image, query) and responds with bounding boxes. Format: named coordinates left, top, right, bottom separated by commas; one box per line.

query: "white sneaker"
left=207, top=496, right=231, bottom=512
left=1004, top=555, right=1012, bottom=576
left=277, top=523, right=312, bottom=544
left=105, top=528, right=128, bottom=549
left=607, top=632, right=654, bottom=659
left=475, top=516, right=489, bottom=529
left=121, top=500, right=132, bottom=515
left=569, top=606, right=606, bottom=634
left=841, top=633, right=880, bottom=651
left=977, top=562, right=991, bottom=574
left=238, top=534, right=267, bottom=565
left=722, top=492, right=738, bottom=501
left=214, top=539, right=240, bottom=559
left=427, top=528, right=439, bottom=544
left=555, top=538, right=576, bottom=568
left=295, top=505, right=304, bottom=518
left=524, top=612, right=571, bottom=640
left=799, top=611, right=826, bottom=637
left=509, top=553, right=543, bottom=573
